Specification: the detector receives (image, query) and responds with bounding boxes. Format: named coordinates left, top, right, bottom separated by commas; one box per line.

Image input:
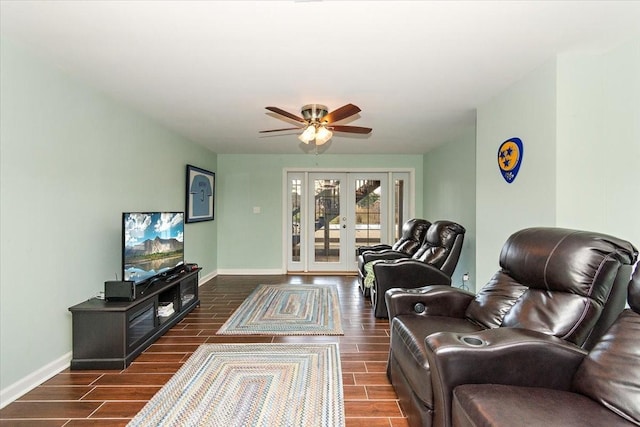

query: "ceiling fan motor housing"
left=301, top=104, right=329, bottom=123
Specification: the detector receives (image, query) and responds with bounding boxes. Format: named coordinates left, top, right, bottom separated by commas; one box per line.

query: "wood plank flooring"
left=0, top=274, right=409, bottom=427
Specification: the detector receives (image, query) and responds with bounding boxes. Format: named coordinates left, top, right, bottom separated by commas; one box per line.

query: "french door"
left=287, top=171, right=410, bottom=272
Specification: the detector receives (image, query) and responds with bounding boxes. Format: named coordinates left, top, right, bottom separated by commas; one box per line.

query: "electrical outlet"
left=462, top=273, right=469, bottom=283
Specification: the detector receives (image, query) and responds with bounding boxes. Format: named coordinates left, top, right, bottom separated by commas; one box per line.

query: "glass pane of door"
left=313, top=178, right=342, bottom=264
left=394, top=178, right=405, bottom=240
left=355, top=179, right=382, bottom=248
left=393, top=172, right=410, bottom=241
left=291, top=178, right=302, bottom=263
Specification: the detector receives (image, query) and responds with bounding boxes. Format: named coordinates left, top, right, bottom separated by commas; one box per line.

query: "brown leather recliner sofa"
left=357, top=218, right=431, bottom=296
left=450, top=265, right=640, bottom=426
left=385, top=227, right=638, bottom=427
left=366, top=220, right=466, bottom=318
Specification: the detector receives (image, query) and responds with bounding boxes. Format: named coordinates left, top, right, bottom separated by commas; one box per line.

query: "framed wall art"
left=186, top=164, right=215, bottom=223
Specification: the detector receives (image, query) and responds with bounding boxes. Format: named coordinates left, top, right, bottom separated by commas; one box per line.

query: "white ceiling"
left=2, top=1, right=639, bottom=155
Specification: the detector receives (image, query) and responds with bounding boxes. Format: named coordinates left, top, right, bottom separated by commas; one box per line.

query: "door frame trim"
left=282, top=167, right=416, bottom=273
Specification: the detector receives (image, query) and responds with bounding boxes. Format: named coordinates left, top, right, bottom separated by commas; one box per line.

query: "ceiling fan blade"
left=322, top=103, right=361, bottom=124
left=265, top=106, right=306, bottom=123
left=330, top=125, right=372, bottom=134
left=259, top=127, right=303, bottom=133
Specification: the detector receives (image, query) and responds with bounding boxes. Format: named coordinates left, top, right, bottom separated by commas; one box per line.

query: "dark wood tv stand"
left=68, top=269, right=200, bottom=370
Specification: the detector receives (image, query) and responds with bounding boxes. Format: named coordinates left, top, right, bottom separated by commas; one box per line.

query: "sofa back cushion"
left=465, top=272, right=527, bottom=329
left=571, top=310, right=640, bottom=425
left=572, top=268, right=640, bottom=424
left=465, top=228, right=637, bottom=347
left=392, top=218, right=431, bottom=254
left=412, top=220, right=465, bottom=275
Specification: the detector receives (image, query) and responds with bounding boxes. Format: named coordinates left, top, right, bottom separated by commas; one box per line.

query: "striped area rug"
left=128, top=343, right=344, bottom=427
left=216, top=284, right=343, bottom=335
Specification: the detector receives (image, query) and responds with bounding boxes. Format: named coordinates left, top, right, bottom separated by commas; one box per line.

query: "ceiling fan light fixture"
left=315, top=126, right=333, bottom=145
left=298, top=125, right=316, bottom=144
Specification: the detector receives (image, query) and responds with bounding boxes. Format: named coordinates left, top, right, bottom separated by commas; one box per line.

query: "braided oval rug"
left=216, top=284, right=343, bottom=335
left=128, top=343, right=344, bottom=427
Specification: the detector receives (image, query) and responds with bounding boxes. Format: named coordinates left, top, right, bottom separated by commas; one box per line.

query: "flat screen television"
left=122, top=212, right=184, bottom=284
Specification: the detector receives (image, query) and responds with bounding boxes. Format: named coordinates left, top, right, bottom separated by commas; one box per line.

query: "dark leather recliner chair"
left=450, top=265, right=640, bottom=427
left=357, top=218, right=431, bottom=296
left=368, top=220, right=465, bottom=318
left=385, top=227, right=638, bottom=427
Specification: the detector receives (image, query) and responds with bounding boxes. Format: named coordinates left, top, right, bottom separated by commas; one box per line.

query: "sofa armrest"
left=385, top=285, right=475, bottom=319
left=425, top=328, right=588, bottom=427
left=374, top=260, right=453, bottom=312
left=374, top=259, right=452, bottom=287
left=362, top=250, right=410, bottom=263
left=357, top=244, right=392, bottom=256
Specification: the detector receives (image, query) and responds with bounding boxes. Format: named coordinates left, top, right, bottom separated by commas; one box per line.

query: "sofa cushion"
left=452, top=384, right=634, bottom=427
left=465, top=271, right=527, bottom=329
left=500, top=289, right=598, bottom=344
left=572, top=309, right=640, bottom=425
left=481, top=227, right=637, bottom=346
left=393, top=239, right=420, bottom=254
left=392, top=218, right=431, bottom=254
left=412, top=221, right=465, bottom=273
left=390, top=315, right=482, bottom=406
left=498, top=228, right=635, bottom=299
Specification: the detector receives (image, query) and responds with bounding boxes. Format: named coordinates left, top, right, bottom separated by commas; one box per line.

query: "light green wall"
left=216, top=154, right=424, bottom=271
left=0, top=39, right=217, bottom=391
left=4, top=29, right=638, bottom=405
left=476, top=39, right=640, bottom=287
left=556, top=40, right=640, bottom=247
left=476, top=59, right=558, bottom=285
left=423, top=125, right=477, bottom=290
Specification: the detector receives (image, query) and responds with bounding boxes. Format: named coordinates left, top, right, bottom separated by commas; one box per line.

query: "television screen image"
left=123, top=212, right=184, bottom=284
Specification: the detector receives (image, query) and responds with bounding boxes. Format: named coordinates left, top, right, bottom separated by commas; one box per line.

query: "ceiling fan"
left=260, top=103, right=372, bottom=145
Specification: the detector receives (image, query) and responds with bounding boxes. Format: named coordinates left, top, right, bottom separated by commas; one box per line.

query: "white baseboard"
left=0, top=351, right=71, bottom=409
left=215, top=268, right=286, bottom=275
left=198, top=269, right=217, bottom=285
left=212, top=269, right=357, bottom=276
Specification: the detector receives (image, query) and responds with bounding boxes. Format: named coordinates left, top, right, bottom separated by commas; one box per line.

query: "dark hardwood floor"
left=0, top=274, right=409, bottom=427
